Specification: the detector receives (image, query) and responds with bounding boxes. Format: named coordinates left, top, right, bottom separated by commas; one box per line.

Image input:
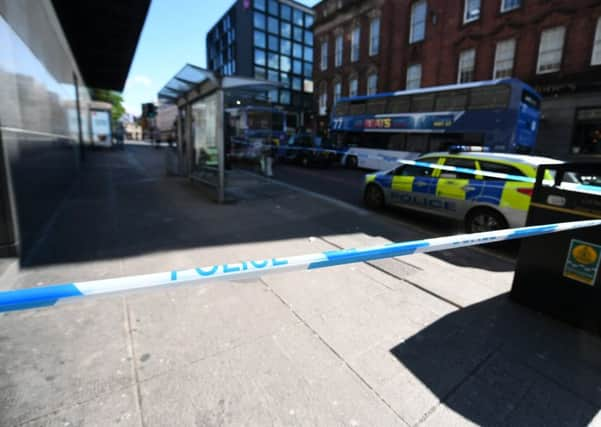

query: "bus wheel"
left=345, top=155, right=358, bottom=168
left=465, top=208, right=507, bottom=233
left=364, top=184, right=385, bottom=210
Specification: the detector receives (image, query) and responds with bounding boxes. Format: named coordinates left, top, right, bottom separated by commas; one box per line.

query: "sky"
left=122, top=0, right=320, bottom=116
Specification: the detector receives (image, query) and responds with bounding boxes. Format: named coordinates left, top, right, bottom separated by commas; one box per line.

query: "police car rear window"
left=478, top=161, right=526, bottom=180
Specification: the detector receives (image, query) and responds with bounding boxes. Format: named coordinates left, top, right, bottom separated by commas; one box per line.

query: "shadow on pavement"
left=390, top=294, right=601, bottom=426
left=18, top=146, right=513, bottom=273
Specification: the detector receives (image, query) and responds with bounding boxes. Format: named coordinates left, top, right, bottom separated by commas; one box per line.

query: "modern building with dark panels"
left=206, top=0, right=315, bottom=123
left=0, top=0, right=148, bottom=259
left=313, top=0, right=601, bottom=158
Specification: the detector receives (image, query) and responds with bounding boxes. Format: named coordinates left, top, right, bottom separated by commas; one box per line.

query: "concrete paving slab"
left=0, top=299, right=131, bottom=426
left=20, top=387, right=139, bottom=427
left=126, top=280, right=295, bottom=382
left=137, top=312, right=407, bottom=427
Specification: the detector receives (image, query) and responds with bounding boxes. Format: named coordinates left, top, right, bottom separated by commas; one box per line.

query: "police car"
left=363, top=151, right=564, bottom=232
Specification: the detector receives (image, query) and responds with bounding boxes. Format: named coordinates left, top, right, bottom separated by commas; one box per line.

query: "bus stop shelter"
left=158, top=64, right=280, bottom=203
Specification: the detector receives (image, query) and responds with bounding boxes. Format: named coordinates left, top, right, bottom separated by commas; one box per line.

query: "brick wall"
left=313, top=0, right=601, bottom=114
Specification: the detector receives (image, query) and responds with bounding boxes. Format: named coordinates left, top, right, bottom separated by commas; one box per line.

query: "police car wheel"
left=364, top=185, right=384, bottom=209
left=465, top=208, right=507, bottom=233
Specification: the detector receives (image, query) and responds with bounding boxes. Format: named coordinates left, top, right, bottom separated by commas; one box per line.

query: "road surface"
left=270, top=162, right=519, bottom=256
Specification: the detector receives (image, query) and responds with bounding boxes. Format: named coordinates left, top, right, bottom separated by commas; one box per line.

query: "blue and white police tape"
left=1, top=219, right=600, bottom=314
left=397, top=159, right=536, bottom=183
left=397, top=160, right=601, bottom=195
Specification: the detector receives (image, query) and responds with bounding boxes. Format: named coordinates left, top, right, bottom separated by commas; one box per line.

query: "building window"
left=304, top=61, right=312, bottom=76
left=319, top=83, right=328, bottom=115
left=501, top=0, right=521, bottom=13
left=458, top=48, right=476, bottom=83
left=254, top=49, right=266, bottom=66
left=320, top=40, right=328, bottom=71
left=304, top=79, right=314, bottom=93
left=334, top=81, right=342, bottom=103
left=281, top=55, right=291, bottom=72
left=268, top=16, right=279, bottom=34
left=493, top=39, right=515, bottom=78
left=268, top=34, right=279, bottom=51
left=268, top=0, right=278, bottom=16
left=406, top=64, right=421, bottom=89
left=464, top=0, right=480, bottom=23
left=305, top=30, right=313, bottom=45
left=335, top=34, right=343, bottom=67
left=254, top=12, right=266, bottom=29
left=537, top=26, right=565, bottom=74
left=304, top=47, right=313, bottom=62
left=293, top=9, right=303, bottom=26
left=293, top=43, right=302, bottom=58
left=367, top=73, right=378, bottom=95
left=293, top=59, right=302, bottom=74
left=292, top=77, right=302, bottom=90
left=281, top=4, right=291, bottom=21
left=268, top=51, right=279, bottom=69
left=254, top=30, right=266, bottom=48
left=281, top=39, right=291, bottom=55
left=281, top=22, right=291, bottom=38
left=305, top=13, right=314, bottom=28
left=369, top=17, right=380, bottom=56
left=592, top=17, right=601, bottom=66
left=280, top=90, right=291, bottom=105
left=351, top=26, right=360, bottom=62
left=293, top=26, right=303, bottom=42
left=409, top=0, right=427, bottom=43
left=254, top=0, right=266, bottom=12
left=349, top=77, right=358, bottom=97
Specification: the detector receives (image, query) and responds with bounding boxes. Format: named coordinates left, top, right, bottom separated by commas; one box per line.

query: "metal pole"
left=176, top=108, right=183, bottom=175
left=217, top=89, right=225, bottom=204
left=185, top=103, right=192, bottom=176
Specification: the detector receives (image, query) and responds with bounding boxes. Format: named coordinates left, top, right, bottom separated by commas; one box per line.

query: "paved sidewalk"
left=1, top=146, right=600, bottom=426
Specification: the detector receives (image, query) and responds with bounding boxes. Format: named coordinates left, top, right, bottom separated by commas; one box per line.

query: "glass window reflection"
left=268, top=16, right=278, bottom=34
left=281, top=4, right=291, bottom=21
left=304, top=47, right=313, bottom=62
left=293, top=43, right=302, bottom=58
left=281, top=22, right=292, bottom=39
left=305, top=13, right=314, bottom=27
left=293, top=26, right=303, bottom=42
left=254, top=48, right=266, bottom=66
left=254, top=30, right=266, bottom=48
left=268, top=51, right=279, bottom=68
left=281, top=39, right=291, bottom=55
left=254, top=12, right=266, bottom=29
left=304, top=30, right=313, bottom=45
left=268, top=0, right=278, bottom=16
left=268, top=35, right=279, bottom=51
left=281, top=55, right=291, bottom=72
left=293, top=59, right=302, bottom=74
left=293, top=9, right=303, bottom=26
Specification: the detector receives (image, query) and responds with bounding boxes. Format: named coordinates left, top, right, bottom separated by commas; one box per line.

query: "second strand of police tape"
left=231, top=139, right=535, bottom=183
left=0, top=219, right=599, bottom=313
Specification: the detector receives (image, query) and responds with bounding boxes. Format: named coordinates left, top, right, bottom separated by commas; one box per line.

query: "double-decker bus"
left=226, top=106, right=287, bottom=160
left=330, top=79, right=541, bottom=170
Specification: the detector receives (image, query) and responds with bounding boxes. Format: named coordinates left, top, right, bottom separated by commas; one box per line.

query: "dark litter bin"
left=511, top=161, right=601, bottom=335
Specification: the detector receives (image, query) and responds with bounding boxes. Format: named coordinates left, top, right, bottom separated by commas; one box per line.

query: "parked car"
left=279, top=134, right=338, bottom=167
left=363, top=151, right=566, bottom=232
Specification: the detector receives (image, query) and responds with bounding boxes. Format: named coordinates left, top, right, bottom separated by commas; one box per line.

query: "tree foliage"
left=89, top=88, right=126, bottom=124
